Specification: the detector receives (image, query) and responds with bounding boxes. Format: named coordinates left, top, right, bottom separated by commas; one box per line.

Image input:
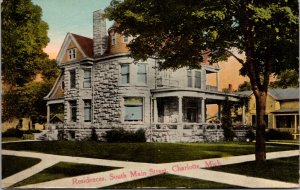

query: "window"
left=187, top=70, right=192, bottom=87
left=111, top=32, right=116, bottom=45
left=70, top=70, right=76, bottom=89
left=123, top=35, right=129, bottom=43
left=69, top=101, right=77, bottom=122
left=276, top=115, right=293, bottom=128
left=120, top=64, right=130, bottom=84
left=83, top=69, right=91, bottom=88
left=124, top=97, right=143, bottom=122
left=84, top=100, right=92, bottom=122
left=137, top=64, right=147, bottom=85
left=68, top=48, right=76, bottom=60
left=195, top=71, right=201, bottom=88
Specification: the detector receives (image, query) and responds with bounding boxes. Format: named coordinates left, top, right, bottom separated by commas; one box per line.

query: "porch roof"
left=271, top=108, right=299, bottom=114
left=151, top=88, right=242, bottom=101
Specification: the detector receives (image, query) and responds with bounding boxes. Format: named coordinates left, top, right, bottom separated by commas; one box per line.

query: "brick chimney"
left=93, top=10, right=107, bottom=57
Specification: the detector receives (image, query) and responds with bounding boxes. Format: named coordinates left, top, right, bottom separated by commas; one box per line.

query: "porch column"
left=294, top=114, right=297, bottom=134
left=201, top=98, right=206, bottom=123
left=242, top=105, right=246, bottom=125
left=216, top=72, right=220, bottom=91
left=47, top=104, right=50, bottom=127
left=218, top=104, right=222, bottom=122
left=178, top=96, right=183, bottom=123
left=153, top=98, right=158, bottom=123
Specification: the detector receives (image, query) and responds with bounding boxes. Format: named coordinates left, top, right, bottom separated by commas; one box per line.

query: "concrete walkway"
left=2, top=149, right=299, bottom=189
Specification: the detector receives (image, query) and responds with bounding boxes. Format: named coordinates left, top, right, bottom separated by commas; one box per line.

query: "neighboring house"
left=237, top=88, right=299, bottom=138
left=44, top=10, right=245, bottom=142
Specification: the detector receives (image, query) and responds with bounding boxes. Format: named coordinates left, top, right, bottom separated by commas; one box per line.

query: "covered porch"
left=149, top=88, right=245, bottom=142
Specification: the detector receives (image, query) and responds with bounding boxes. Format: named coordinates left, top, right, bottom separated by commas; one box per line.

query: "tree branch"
left=225, top=49, right=245, bottom=65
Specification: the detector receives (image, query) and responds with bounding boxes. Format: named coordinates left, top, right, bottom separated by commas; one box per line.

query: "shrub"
left=222, top=125, right=236, bottom=141
left=104, top=128, right=146, bottom=143
left=23, top=130, right=41, bottom=134
left=90, top=128, right=98, bottom=141
left=266, top=129, right=293, bottom=140
left=2, top=128, right=23, bottom=138
left=245, top=130, right=255, bottom=142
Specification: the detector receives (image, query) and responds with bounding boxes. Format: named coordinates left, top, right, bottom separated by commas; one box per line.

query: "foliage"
left=245, top=130, right=256, bottom=142
left=221, top=97, right=236, bottom=141
left=2, top=81, right=54, bottom=123
left=90, top=128, right=99, bottom=141
left=105, top=0, right=298, bottom=161
left=238, top=81, right=252, bottom=91
left=2, top=0, right=50, bottom=88
left=104, top=128, right=146, bottom=143
left=2, top=128, right=24, bottom=138
left=266, top=129, right=293, bottom=140
left=270, top=69, right=299, bottom=89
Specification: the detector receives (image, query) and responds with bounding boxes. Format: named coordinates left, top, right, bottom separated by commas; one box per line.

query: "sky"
left=32, top=0, right=112, bottom=59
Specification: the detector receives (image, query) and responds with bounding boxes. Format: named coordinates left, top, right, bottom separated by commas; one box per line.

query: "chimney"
left=93, top=10, right=107, bottom=57
left=228, top=84, right=233, bottom=93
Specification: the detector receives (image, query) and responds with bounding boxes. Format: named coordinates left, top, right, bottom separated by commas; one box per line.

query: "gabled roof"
left=56, top=33, right=93, bottom=64
left=235, top=88, right=299, bottom=101
left=71, top=33, right=93, bottom=58
left=44, top=72, right=64, bottom=100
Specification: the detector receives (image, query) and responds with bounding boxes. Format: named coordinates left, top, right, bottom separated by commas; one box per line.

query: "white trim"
left=56, top=33, right=88, bottom=65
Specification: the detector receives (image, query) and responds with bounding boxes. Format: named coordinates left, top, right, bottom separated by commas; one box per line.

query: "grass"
left=2, top=141, right=297, bottom=163
left=207, top=156, right=299, bottom=183
left=2, top=134, right=34, bottom=142
left=2, top=155, right=41, bottom=178
left=13, top=162, right=119, bottom=187
left=103, top=174, right=241, bottom=189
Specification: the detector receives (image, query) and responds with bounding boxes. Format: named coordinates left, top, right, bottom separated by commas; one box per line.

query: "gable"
left=61, top=40, right=84, bottom=64
left=44, top=73, right=64, bottom=100
left=56, top=33, right=93, bottom=65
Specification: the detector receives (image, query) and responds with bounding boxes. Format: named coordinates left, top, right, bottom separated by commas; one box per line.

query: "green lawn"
left=2, top=141, right=297, bottom=163
left=104, top=174, right=241, bottom=189
left=2, top=134, right=34, bottom=142
left=12, top=162, right=119, bottom=187
left=207, top=156, right=299, bottom=183
left=2, top=155, right=41, bottom=178
left=269, top=140, right=299, bottom=144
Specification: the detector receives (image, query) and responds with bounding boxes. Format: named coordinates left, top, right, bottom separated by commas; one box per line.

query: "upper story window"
left=187, top=70, right=192, bottom=87
left=137, top=63, right=147, bottom=85
left=120, top=64, right=130, bottom=84
left=69, top=101, right=77, bottom=122
left=124, top=97, right=143, bottom=122
left=195, top=71, right=201, bottom=88
left=111, top=32, right=117, bottom=46
left=84, top=100, right=92, bottom=122
left=83, top=69, right=92, bottom=88
left=123, top=35, right=129, bottom=43
left=68, top=48, right=76, bottom=60
left=70, top=70, right=76, bottom=89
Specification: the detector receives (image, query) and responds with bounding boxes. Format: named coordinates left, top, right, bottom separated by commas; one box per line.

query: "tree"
left=238, top=81, right=252, bottom=91
left=105, top=0, right=298, bottom=161
left=2, top=0, right=49, bottom=89
left=270, top=69, right=299, bottom=89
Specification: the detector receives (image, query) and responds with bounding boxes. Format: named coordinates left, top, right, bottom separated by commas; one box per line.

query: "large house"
left=44, top=10, right=245, bottom=142
left=237, top=88, right=299, bottom=139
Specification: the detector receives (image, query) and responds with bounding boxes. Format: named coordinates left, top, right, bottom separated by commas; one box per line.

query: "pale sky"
left=32, top=0, right=112, bottom=59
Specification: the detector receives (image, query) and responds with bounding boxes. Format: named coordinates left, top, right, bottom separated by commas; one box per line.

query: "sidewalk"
left=2, top=149, right=299, bottom=189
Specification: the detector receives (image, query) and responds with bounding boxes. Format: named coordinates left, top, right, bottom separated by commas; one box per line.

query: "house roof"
left=271, top=108, right=299, bottom=114
left=236, top=88, right=299, bottom=101
left=71, top=33, right=94, bottom=58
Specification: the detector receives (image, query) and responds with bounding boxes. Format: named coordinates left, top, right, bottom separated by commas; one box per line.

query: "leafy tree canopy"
left=270, top=69, right=299, bottom=89
left=238, top=81, right=252, bottom=91
left=2, top=0, right=50, bottom=88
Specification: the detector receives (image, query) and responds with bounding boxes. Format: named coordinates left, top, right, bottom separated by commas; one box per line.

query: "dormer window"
left=68, top=48, right=76, bottom=60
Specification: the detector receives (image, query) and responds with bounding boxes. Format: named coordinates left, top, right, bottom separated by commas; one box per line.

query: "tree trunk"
left=254, top=91, right=267, bottom=162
